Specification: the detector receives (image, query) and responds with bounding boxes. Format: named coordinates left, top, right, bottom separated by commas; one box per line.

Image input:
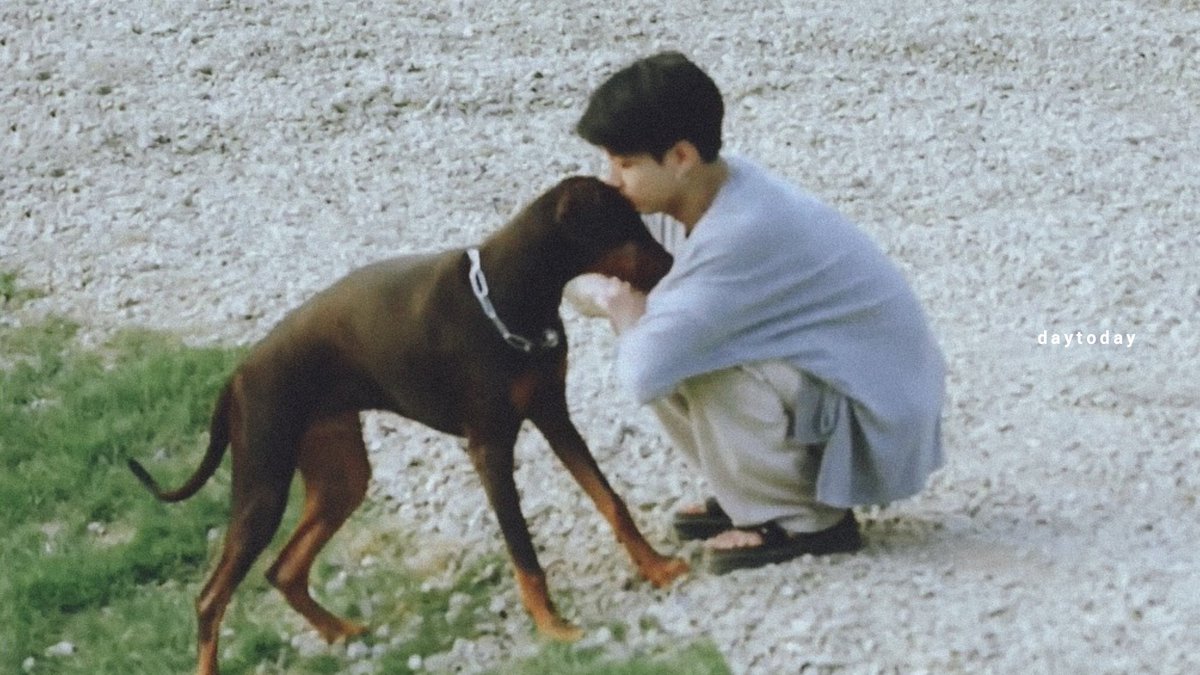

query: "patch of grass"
left=0, top=287, right=730, bottom=673
left=496, top=639, right=732, bottom=675
left=0, top=314, right=244, bottom=672
left=0, top=269, right=45, bottom=308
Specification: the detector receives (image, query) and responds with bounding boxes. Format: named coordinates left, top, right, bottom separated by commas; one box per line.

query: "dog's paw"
left=316, top=618, right=369, bottom=645
left=642, top=556, right=690, bottom=588
left=536, top=615, right=585, bottom=642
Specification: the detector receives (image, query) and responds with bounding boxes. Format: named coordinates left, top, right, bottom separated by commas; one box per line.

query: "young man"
left=568, top=51, right=946, bottom=574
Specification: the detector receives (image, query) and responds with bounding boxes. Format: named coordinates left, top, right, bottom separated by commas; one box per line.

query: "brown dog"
left=128, top=176, right=688, bottom=675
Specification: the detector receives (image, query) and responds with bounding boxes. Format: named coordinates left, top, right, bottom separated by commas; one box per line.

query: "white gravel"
left=4, top=1, right=1199, bottom=673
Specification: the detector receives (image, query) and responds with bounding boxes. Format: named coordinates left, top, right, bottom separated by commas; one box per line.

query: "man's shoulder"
left=724, top=154, right=825, bottom=213
left=709, top=163, right=832, bottom=242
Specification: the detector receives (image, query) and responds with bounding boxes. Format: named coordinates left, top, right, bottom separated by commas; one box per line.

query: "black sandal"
left=671, top=497, right=733, bottom=541
left=707, top=511, right=862, bottom=575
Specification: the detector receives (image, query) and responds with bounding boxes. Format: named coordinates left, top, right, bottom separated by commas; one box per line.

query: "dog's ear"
left=553, top=176, right=609, bottom=227
left=553, top=177, right=641, bottom=246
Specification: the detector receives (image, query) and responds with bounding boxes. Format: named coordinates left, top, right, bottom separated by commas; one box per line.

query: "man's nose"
left=602, top=168, right=621, bottom=188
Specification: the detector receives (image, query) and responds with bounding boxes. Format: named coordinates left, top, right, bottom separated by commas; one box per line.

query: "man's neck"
left=673, top=158, right=729, bottom=233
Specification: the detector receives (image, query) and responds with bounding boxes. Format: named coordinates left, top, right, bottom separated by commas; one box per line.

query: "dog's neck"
left=477, top=193, right=587, bottom=304
left=472, top=217, right=575, bottom=338
left=466, top=247, right=561, bottom=353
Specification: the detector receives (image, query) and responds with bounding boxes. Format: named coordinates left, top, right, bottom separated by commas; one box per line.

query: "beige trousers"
left=651, top=360, right=846, bottom=533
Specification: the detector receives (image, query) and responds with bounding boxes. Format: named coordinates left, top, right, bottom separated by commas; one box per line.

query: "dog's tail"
left=128, top=381, right=234, bottom=503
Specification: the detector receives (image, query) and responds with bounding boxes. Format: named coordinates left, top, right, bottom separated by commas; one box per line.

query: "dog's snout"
left=588, top=241, right=672, bottom=292
left=638, top=246, right=674, bottom=291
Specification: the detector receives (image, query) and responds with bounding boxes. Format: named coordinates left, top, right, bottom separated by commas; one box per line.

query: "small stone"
left=575, top=625, right=613, bottom=651
left=44, top=641, right=76, bottom=657
left=346, top=641, right=370, bottom=660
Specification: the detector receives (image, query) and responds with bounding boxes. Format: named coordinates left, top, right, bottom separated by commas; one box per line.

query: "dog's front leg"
left=466, top=426, right=583, bottom=641
left=528, top=401, right=690, bottom=588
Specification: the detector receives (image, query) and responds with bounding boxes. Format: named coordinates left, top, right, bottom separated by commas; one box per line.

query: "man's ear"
left=665, top=140, right=701, bottom=178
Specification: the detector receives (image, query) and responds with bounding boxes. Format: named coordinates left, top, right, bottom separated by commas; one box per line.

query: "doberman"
left=127, top=176, right=688, bottom=675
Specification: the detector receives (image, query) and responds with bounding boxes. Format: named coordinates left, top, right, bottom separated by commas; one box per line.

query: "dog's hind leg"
left=266, top=411, right=371, bottom=643
left=195, top=436, right=293, bottom=675
left=528, top=397, right=690, bottom=589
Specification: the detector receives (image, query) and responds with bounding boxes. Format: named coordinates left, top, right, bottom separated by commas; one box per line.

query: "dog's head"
left=552, top=176, right=673, bottom=292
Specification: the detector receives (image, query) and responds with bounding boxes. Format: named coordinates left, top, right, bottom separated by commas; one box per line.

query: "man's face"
left=600, top=150, right=683, bottom=216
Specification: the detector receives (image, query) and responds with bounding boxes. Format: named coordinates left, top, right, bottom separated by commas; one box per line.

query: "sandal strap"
left=702, top=497, right=726, bottom=519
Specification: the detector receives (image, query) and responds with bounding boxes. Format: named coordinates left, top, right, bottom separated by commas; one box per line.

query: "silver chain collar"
left=466, top=248, right=560, bottom=354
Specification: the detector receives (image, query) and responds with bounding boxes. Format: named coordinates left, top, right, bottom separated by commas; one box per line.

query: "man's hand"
left=563, top=273, right=647, bottom=335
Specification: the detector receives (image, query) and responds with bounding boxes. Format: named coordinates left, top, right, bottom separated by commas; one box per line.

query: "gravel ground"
left=4, top=1, right=1199, bottom=673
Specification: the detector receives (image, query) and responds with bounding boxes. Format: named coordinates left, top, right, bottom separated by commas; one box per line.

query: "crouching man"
left=567, top=51, right=946, bottom=573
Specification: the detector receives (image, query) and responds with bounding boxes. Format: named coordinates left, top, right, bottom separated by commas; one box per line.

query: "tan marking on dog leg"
left=513, top=567, right=583, bottom=641
left=267, top=413, right=370, bottom=643
left=194, top=394, right=292, bottom=675
left=509, top=371, right=540, bottom=413
left=531, top=407, right=690, bottom=589
left=566, top=464, right=690, bottom=587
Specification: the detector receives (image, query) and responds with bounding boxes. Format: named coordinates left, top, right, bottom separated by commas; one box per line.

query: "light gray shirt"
left=617, top=155, right=945, bottom=506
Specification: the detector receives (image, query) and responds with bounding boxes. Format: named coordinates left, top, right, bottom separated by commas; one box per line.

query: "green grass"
left=1, top=269, right=45, bottom=307
left=495, top=640, right=731, bottom=675
left=0, top=273, right=728, bottom=674
left=0, top=316, right=244, bottom=673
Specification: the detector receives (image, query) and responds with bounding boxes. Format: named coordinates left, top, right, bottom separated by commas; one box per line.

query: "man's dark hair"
left=576, top=51, right=724, bottom=163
